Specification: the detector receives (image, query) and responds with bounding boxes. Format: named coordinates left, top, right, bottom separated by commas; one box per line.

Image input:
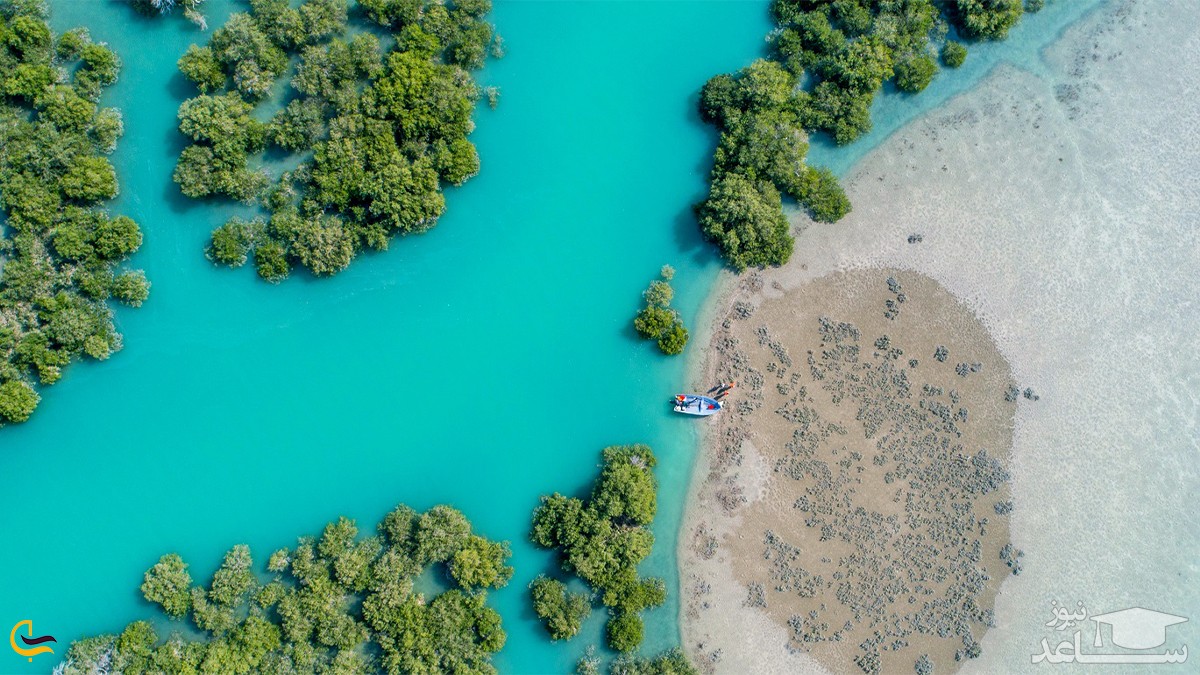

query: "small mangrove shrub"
left=529, top=576, right=592, bottom=641
left=633, top=265, right=689, bottom=355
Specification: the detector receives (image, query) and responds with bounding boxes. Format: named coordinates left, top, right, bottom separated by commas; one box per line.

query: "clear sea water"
left=0, top=1, right=1109, bottom=673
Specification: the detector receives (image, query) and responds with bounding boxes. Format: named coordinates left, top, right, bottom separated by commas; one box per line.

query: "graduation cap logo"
left=1033, top=603, right=1190, bottom=665
left=1091, top=607, right=1188, bottom=650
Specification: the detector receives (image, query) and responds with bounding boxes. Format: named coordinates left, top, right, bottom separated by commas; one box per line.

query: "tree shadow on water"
left=158, top=123, right=196, bottom=217
left=671, top=203, right=718, bottom=269
left=166, top=68, right=199, bottom=105
left=674, top=91, right=721, bottom=268
left=104, top=0, right=159, bottom=28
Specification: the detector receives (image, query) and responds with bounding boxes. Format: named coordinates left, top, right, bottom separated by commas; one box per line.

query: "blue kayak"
left=673, top=394, right=722, bottom=416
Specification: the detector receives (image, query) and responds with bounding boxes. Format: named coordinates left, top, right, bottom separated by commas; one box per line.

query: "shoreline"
left=678, top=271, right=824, bottom=673
left=678, top=0, right=1200, bottom=670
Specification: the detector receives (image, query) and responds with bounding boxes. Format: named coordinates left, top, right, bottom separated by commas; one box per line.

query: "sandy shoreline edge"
left=678, top=270, right=819, bottom=672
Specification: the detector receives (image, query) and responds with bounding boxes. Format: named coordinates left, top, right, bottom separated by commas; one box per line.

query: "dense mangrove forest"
left=0, top=0, right=147, bottom=425
left=696, top=0, right=1036, bottom=271
left=173, top=0, right=499, bottom=281
left=61, top=504, right=513, bottom=674
left=59, top=472, right=699, bottom=674
left=57, top=456, right=699, bottom=674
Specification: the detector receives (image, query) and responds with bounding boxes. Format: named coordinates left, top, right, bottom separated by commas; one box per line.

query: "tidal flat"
left=681, top=270, right=1019, bottom=674
left=680, top=0, right=1199, bottom=671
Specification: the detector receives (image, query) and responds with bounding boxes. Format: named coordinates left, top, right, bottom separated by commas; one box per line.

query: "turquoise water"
left=0, top=1, right=1106, bottom=673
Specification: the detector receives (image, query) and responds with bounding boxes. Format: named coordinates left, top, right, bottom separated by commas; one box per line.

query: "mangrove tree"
left=0, top=0, right=147, bottom=425
left=173, top=0, right=500, bottom=282
left=60, top=504, right=512, bottom=675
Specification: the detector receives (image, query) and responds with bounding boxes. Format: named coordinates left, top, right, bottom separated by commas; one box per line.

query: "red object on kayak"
left=674, top=394, right=721, bottom=416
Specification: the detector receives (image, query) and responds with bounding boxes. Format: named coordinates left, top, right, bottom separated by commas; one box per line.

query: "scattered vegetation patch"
left=61, top=504, right=512, bottom=674
left=633, top=265, right=689, bottom=355
left=580, top=646, right=698, bottom=675
left=0, top=0, right=147, bottom=425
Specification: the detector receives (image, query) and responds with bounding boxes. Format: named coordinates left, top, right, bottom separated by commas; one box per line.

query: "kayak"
left=673, top=394, right=722, bottom=416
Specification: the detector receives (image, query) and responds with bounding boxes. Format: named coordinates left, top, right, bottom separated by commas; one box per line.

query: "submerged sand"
left=680, top=0, right=1200, bottom=671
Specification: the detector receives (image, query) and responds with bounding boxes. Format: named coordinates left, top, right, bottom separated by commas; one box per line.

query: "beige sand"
left=680, top=269, right=1018, bottom=674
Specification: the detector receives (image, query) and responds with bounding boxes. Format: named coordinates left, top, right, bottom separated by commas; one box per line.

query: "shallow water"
left=804, top=0, right=1109, bottom=175
left=0, top=1, right=1122, bottom=673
